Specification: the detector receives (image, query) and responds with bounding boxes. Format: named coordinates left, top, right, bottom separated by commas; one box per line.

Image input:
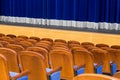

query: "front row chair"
left=0, top=54, right=29, bottom=80
left=18, top=51, right=61, bottom=80
left=73, top=74, right=119, bottom=80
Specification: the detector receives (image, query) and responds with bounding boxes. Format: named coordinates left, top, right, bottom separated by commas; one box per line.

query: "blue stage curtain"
left=116, top=0, right=120, bottom=23
left=47, top=0, right=56, bottom=19
left=1, top=0, right=10, bottom=16
left=76, top=0, right=88, bottom=21
left=63, top=0, right=74, bottom=20
left=55, top=0, right=63, bottom=20
left=0, top=0, right=120, bottom=28
left=88, top=0, right=100, bottom=22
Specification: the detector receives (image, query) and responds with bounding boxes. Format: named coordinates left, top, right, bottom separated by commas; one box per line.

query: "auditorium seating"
left=0, top=33, right=120, bottom=79
left=73, top=74, right=119, bottom=80
left=0, top=54, right=29, bottom=80
left=18, top=51, right=61, bottom=80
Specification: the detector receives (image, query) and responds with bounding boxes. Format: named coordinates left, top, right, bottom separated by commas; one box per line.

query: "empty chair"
left=6, top=44, right=25, bottom=52
left=0, top=48, right=20, bottom=72
left=17, top=35, right=28, bottom=40
left=6, top=34, right=16, bottom=38
left=0, top=41, right=9, bottom=47
left=29, top=36, right=40, bottom=42
left=17, top=41, right=34, bottom=49
left=50, top=49, right=84, bottom=80
left=68, top=40, right=80, bottom=45
left=35, top=42, right=51, bottom=52
left=101, top=47, right=117, bottom=75
left=91, top=49, right=111, bottom=74
left=26, top=47, right=49, bottom=68
left=0, top=33, right=5, bottom=37
left=54, top=39, right=67, bottom=44
left=41, top=38, right=53, bottom=44
left=71, top=47, right=102, bottom=74
left=81, top=42, right=94, bottom=46
left=18, top=51, right=61, bottom=80
left=96, top=43, right=109, bottom=48
left=0, top=54, right=29, bottom=80
left=73, top=74, right=119, bottom=80
left=27, top=39, right=37, bottom=44
left=111, top=45, right=120, bottom=49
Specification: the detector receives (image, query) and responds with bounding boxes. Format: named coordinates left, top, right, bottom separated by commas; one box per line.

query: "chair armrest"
left=47, top=67, right=62, bottom=76
left=74, top=64, right=85, bottom=71
left=10, top=70, right=30, bottom=80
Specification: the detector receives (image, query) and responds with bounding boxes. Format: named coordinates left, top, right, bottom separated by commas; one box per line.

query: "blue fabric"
left=10, top=72, right=28, bottom=80
left=46, top=68, right=61, bottom=80
left=94, top=63, right=102, bottom=74
left=0, top=0, right=120, bottom=23
left=74, top=65, right=84, bottom=75
left=110, top=63, right=117, bottom=75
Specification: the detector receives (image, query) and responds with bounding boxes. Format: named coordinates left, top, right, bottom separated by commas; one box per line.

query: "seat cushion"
left=74, top=65, right=84, bottom=75
left=94, top=63, right=102, bottom=74
left=46, top=68, right=61, bottom=80
left=10, top=72, right=28, bottom=80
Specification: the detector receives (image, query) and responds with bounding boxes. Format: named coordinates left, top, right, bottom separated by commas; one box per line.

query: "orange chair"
left=17, top=41, right=34, bottom=49
left=68, top=40, right=80, bottom=45
left=101, top=47, right=117, bottom=75
left=18, top=51, right=61, bottom=80
left=0, top=48, right=20, bottom=72
left=17, top=35, right=28, bottom=40
left=27, top=39, right=37, bottom=44
left=54, top=39, right=67, bottom=44
left=50, top=49, right=84, bottom=79
left=0, top=41, right=9, bottom=47
left=35, top=42, right=51, bottom=52
left=81, top=42, right=94, bottom=46
left=73, top=74, right=119, bottom=80
left=91, top=49, right=110, bottom=74
left=0, top=54, right=29, bottom=80
left=96, top=43, right=109, bottom=48
left=111, top=45, right=120, bottom=49
left=41, top=38, right=53, bottom=44
left=29, top=36, right=40, bottom=42
left=6, top=34, right=16, bottom=38
left=71, top=47, right=102, bottom=74
left=26, top=47, right=49, bottom=68
left=0, top=33, right=5, bottom=37
left=6, top=44, right=25, bottom=52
